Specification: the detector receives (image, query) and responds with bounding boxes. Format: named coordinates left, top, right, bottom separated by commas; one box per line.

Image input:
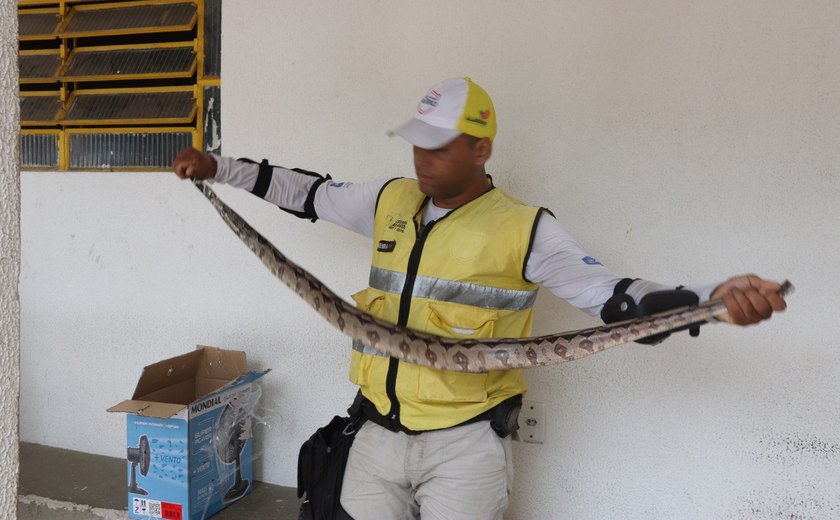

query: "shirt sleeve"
left=210, top=154, right=387, bottom=237
left=312, top=179, right=390, bottom=237
left=524, top=212, right=719, bottom=317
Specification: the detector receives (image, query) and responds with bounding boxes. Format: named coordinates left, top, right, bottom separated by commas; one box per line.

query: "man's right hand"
left=172, top=147, right=217, bottom=180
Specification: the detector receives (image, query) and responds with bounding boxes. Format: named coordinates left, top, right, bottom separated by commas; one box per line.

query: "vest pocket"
left=351, top=287, right=386, bottom=314
left=425, top=301, right=498, bottom=339
left=417, top=367, right=489, bottom=403
left=417, top=302, right=497, bottom=403
left=349, top=288, right=388, bottom=388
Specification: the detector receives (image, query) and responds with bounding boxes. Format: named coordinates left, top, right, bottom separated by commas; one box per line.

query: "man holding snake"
left=172, top=77, right=786, bottom=520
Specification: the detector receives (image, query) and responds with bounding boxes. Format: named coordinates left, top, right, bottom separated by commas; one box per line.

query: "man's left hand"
left=711, top=274, right=787, bottom=326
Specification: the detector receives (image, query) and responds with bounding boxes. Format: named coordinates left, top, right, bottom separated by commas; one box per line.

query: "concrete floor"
left=18, top=442, right=302, bottom=519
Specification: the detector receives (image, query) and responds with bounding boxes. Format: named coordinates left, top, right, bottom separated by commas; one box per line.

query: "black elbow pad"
left=600, top=279, right=701, bottom=345
left=237, top=158, right=331, bottom=222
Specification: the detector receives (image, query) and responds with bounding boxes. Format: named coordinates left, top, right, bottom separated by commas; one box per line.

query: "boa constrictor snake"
left=194, top=181, right=792, bottom=374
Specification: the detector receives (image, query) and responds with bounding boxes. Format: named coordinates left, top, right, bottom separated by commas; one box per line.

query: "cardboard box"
left=108, top=346, right=270, bottom=520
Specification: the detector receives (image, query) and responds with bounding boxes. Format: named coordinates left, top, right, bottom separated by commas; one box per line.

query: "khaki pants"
left=340, top=420, right=513, bottom=520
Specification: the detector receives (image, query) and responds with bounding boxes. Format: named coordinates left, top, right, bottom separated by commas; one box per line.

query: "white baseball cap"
left=388, top=77, right=497, bottom=150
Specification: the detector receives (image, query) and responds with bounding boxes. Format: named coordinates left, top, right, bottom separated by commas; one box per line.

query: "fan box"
left=107, top=345, right=270, bottom=520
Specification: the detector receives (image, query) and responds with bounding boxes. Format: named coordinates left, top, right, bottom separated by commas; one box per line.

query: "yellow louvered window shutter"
left=18, top=0, right=221, bottom=171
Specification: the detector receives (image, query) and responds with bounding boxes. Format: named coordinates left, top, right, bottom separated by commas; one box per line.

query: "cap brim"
left=387, top=119, right=461, bottom=150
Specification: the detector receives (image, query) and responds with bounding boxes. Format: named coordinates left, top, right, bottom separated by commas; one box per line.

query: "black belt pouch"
left=297, top=415, right=363, bottom=520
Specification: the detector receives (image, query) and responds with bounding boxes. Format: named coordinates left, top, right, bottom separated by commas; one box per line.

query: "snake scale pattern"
left=195, top=181, right=792, bottom=374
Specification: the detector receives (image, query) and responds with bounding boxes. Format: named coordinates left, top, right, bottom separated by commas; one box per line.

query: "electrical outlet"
left=518, top=400, right=545, bottom=444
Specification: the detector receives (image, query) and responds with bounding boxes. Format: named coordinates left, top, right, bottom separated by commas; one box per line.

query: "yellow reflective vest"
left=350, top=178, right=544, bottom=431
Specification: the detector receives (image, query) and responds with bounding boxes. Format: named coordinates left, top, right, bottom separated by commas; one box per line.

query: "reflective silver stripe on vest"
left=352, top=338, right=388, bottom=357
left=369, top=267, right=538, bottom=311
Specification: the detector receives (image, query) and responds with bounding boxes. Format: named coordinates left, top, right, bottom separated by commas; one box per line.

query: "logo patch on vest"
left=377, top=240, right=396, bottom=253
left=388, top=219, right=408, bottom=233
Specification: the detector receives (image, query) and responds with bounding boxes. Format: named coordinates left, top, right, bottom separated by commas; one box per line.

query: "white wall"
left=20, top=1, right=840, bottom=518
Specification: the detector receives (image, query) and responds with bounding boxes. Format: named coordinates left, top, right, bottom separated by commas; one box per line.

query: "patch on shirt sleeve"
left=582, top=256, right=603, bottom=266
left=328, top=181, right=351, bottom=188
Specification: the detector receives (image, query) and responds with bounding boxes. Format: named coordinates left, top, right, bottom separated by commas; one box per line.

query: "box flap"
left=196, top=369, right=272, bottom=404
left=106, top=399, right=186, bottom=418
left=110, top=345, right=254, bottom=412
left=195, top=344, right=248, bottom=380
left=131, top=349, right=204, bottom=400
left=192, top=345, right=249, bottom=400
left=137, top=378, right=195, bottom=406
left=233, top=369, right=271, bottom=386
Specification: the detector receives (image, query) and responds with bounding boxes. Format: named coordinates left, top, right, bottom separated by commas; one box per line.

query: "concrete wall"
left=20, top=1, right=840, bottom=518
left=1, top=0, right=19, bottom=517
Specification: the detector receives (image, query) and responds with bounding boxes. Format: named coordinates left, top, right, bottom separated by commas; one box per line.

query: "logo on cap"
left=480, top=110, right=491, bottom=119
left=418, top=89, right=442, bottom=115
